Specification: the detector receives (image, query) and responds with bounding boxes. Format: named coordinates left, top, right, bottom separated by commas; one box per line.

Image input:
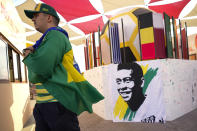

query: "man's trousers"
left=33, top=102, right=80, bottom=131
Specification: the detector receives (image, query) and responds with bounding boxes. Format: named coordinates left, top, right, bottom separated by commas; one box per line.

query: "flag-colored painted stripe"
left=140, top=27, right=154, bottom=44
left=113, top=95, right=128, bottom=120
left=139, top=12, right=153, bottom=29
left=97, top=46, right=100, bottom=66
left=164, top=13, right=173, bottom=58
left=172, top=17, right=179, bottom=59
left=141, top=42, right=155, bottom=60
left=84, top=47, right=88, bottom=70
left=153, top=28, right=166, bottom=58
left=181, top=29, right=188, bottom=59
left=153, top=12, right=164, bottom=29
left=110, top=23, right=122, bottom=64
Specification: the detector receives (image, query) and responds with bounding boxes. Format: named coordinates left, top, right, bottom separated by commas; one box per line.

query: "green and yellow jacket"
left=23, top=28, right=104, bottom=115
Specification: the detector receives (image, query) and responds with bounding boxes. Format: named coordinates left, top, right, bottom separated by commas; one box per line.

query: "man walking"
left=23, top=3, right=104, bottom=131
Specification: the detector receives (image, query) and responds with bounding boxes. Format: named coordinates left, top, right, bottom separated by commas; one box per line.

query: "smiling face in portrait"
left=116, top=69, right=134, bottom=101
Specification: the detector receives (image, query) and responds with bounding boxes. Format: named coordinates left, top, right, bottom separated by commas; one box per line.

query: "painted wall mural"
left=109, top=61, right=166, bottom=123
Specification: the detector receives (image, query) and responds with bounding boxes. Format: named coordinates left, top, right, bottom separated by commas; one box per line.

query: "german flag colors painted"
left=139, top=12, right=155, bottom=60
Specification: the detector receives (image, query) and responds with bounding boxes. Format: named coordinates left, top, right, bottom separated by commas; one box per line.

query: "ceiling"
left=14, top=0, right=197, bottom=45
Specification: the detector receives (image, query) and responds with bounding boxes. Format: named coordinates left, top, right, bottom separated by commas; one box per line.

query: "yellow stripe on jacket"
left=35, top=84, right=58, bottom=103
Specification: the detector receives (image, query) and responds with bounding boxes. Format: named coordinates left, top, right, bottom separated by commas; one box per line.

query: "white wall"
left=84, top=59, right=197, bottom=121
left=0, top=83, right=31, bottom=131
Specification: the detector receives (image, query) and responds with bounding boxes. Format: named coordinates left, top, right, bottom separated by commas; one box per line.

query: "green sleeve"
left=23, top=30, right=70, bottom=83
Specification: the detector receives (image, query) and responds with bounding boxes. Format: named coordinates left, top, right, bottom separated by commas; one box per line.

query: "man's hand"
left=23, top=46, right=34, bottom=57
left=23, top=49, right=32, bottom=57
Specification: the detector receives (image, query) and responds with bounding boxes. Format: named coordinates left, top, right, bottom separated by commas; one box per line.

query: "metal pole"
left=98, top=26, right=102, bottom=65
left=185, top=22, right=189, bottom=59
left=92, top=32, right=97, bottom=67
left=86, top=39, right=90, bottom=69
left=108, top=21, right=113, bottom=63
left=179, top=19, right=183, bottom=59
left=121, top=18, right=126, bottom=63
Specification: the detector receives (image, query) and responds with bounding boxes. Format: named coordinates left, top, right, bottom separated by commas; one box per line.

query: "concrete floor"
left=23, top=107, right=197, bottom=131
left=79, top=109, right=197, bottom=131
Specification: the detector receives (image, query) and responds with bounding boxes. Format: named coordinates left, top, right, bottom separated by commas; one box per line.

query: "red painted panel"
left=141, top=42, right=155, bottom=60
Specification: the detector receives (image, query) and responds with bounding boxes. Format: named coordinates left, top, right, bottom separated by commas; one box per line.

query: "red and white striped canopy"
left=15, top=0, right=197, bottom=45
